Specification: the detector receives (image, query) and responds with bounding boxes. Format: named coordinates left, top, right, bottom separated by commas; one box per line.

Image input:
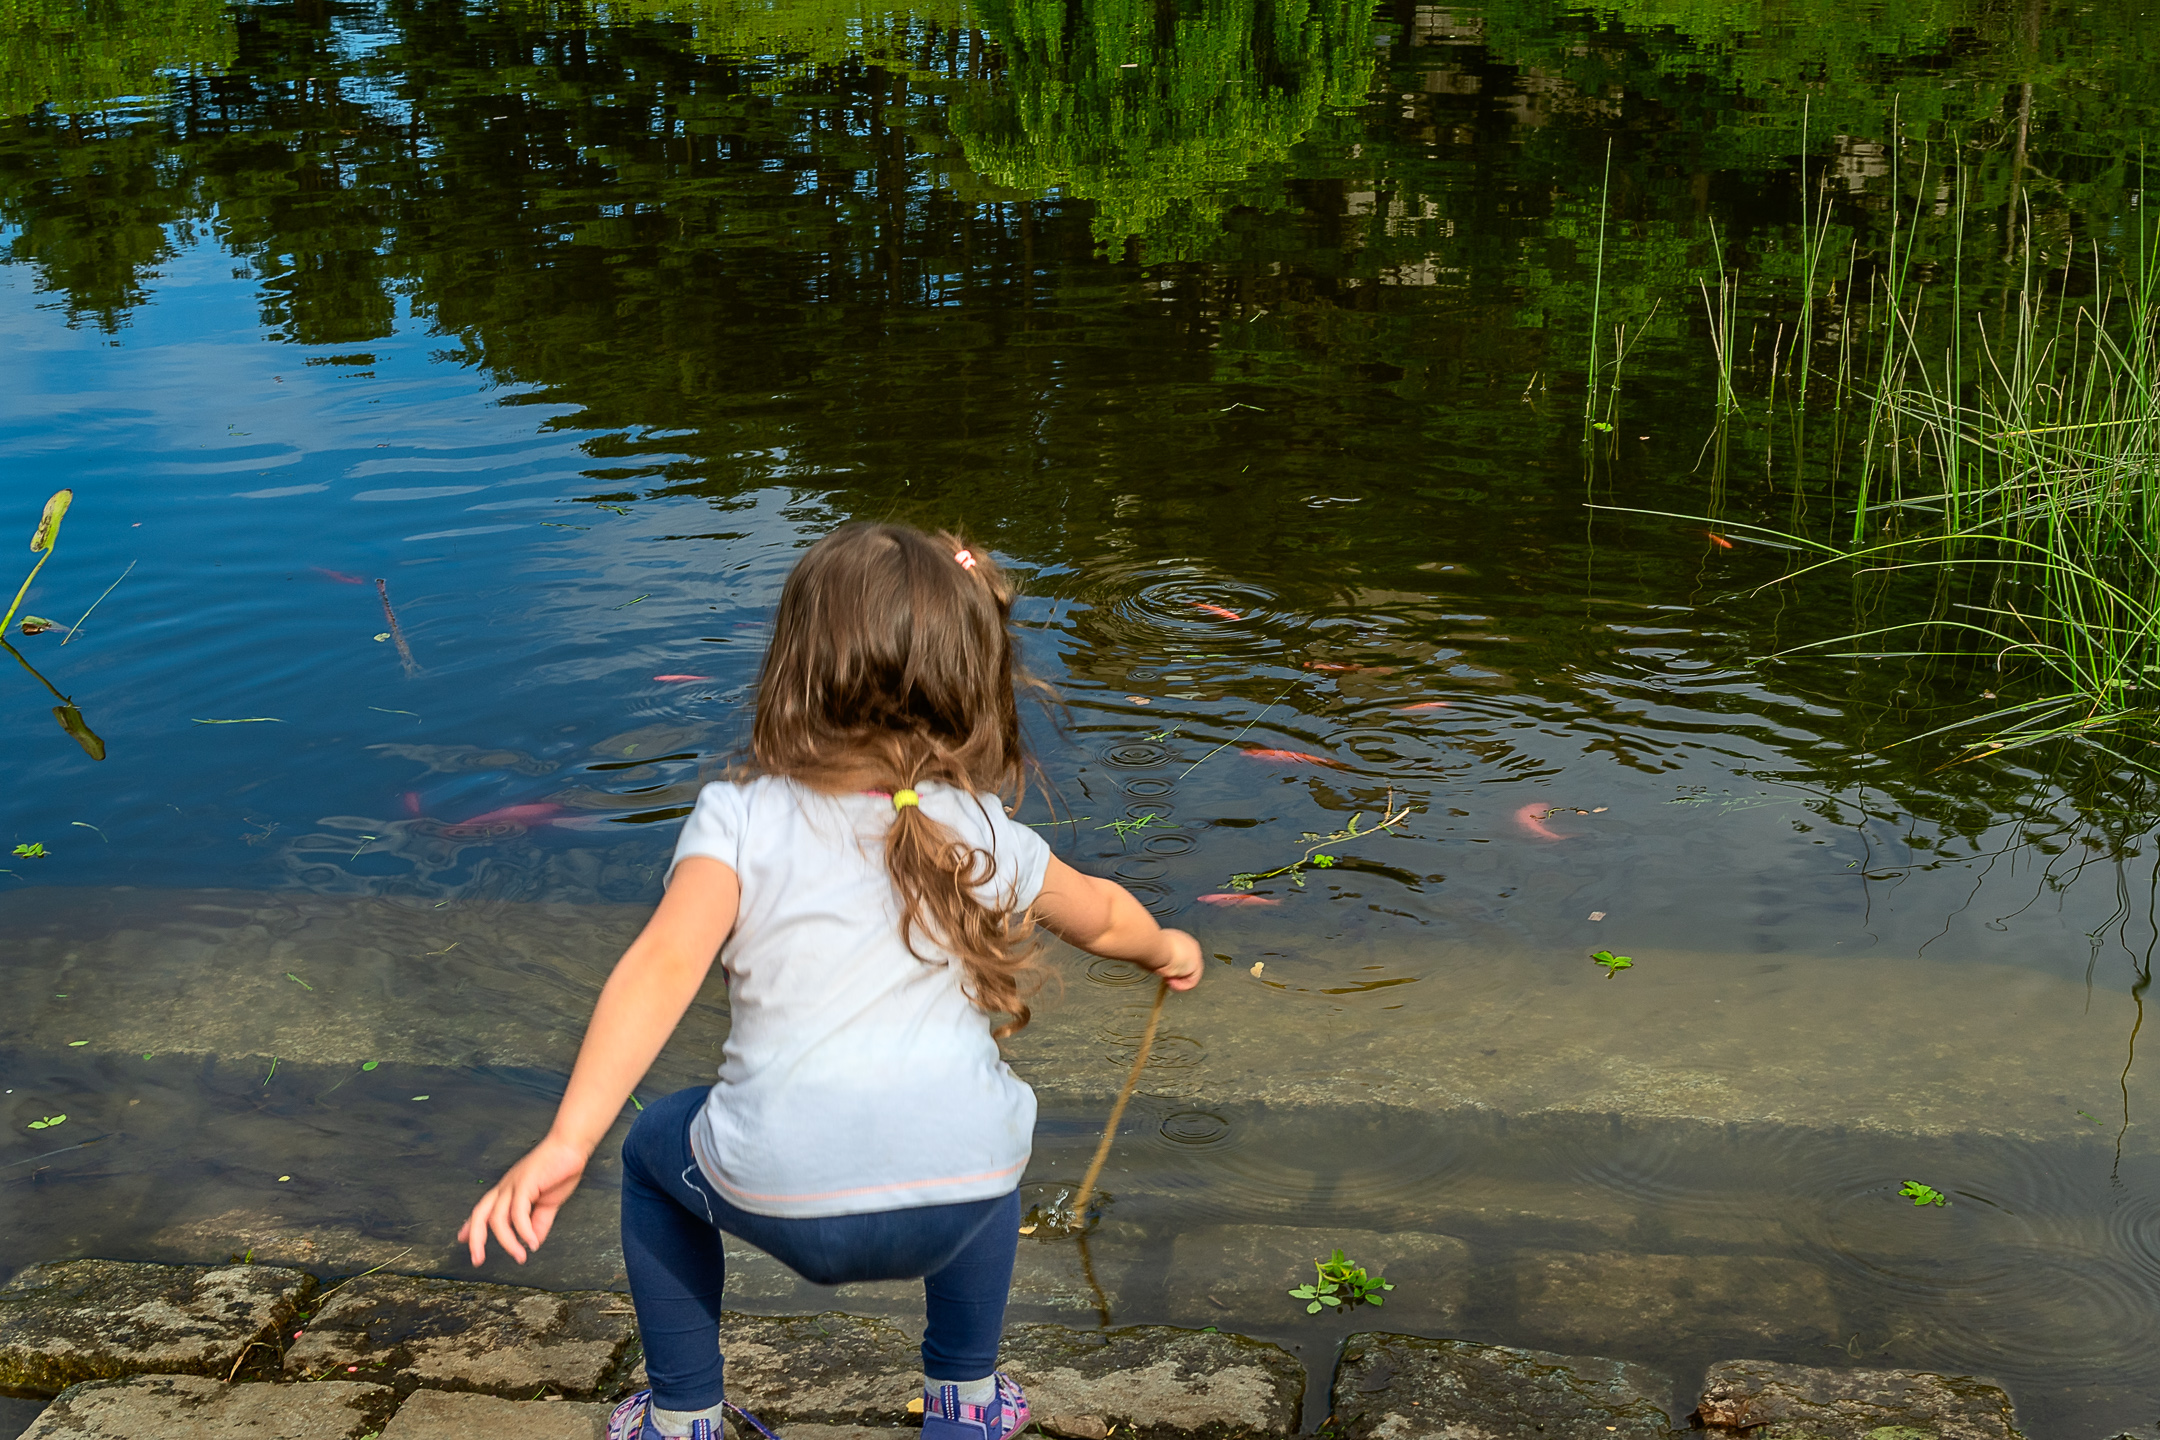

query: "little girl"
left=460, top=523, right=1203, bottom=1440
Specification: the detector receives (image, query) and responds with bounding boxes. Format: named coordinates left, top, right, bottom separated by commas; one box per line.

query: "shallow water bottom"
left=6, top=887, right=2160, bottom=1435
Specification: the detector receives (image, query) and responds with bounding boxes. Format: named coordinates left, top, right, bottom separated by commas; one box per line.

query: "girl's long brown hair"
left=752, top=523, right=1047, bottom=1036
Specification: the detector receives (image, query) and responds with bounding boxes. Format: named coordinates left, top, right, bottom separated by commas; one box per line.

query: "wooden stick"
left=1069, top=978, right=1169, bottom=1222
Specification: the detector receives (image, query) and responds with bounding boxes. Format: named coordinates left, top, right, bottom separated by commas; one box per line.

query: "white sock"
left=651, top=1402, right=727, bottom=1437
left=928, top=1375, right=996, bottom=1407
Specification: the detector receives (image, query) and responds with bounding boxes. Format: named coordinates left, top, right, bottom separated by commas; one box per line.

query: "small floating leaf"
left=1898, top=1180, right=1948, bottom=1207
left=26, top=1115, right=65, bottom=1129
left=412, top=1095, right=429, bottom=1101
left=1591, top=949, right=1633, bottom=977
left=361, top=1060, right=379, bottom=1071
left=12, top=842, right=47, bottom=858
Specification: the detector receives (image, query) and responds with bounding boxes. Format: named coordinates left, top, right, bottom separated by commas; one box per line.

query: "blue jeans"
left=620, top=1086, right=1021, bottom=1412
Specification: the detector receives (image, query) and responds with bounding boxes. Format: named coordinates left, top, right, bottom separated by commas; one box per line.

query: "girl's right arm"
left=459, top=856, right=741, bottom=1265
left=1032, top=855, right=1203, bottom=990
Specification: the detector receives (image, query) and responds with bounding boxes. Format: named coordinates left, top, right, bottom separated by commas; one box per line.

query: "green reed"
left=1757, top=172, right=2160, bottom=763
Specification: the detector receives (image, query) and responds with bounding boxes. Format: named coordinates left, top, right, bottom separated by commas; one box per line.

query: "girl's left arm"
left=460, top=856, right=741, bottom=1265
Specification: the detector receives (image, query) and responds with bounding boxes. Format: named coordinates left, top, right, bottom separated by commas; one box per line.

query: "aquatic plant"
left=1099, top=812, right=1175, bottom=845
left=1289, top=1248, right=1394, bottom=1313
left=13, top=842, right=48, bottom=857
left=1227, top=793, right=1412, bottom=890
left=1, top=490, right=71, bottom=637
left=1613, top=146, right=2160, bottom=767
left=1591, top=948, right=1633, bottom=977
left=1898, top=1180, right=1948, bottom=1207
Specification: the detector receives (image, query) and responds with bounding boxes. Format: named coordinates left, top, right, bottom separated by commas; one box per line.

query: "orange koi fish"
left=1197, top=893, right=1280, bottom=906
left=313, top=567, right=367, bottom=584
left=653, top=674, right=712, bottom=682
left=1515, top=802, right=1565, bottom=841
left=1242, top=748, right=1346, bottom=768
left=1397, top=700, right=1451, bottom=711
left=1191, top=602, right=1243, bottom=621
left=1705, top=532, right=1734, bottom=549
left=1305, top=662, right=1397, bottom=674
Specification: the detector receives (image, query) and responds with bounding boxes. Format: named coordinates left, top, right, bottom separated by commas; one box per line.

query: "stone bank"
left=1, top=1260, right=2028, bottom=1440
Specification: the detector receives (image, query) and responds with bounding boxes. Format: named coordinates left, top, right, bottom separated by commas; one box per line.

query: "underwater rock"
left=1508, top=1251, right=1839, bottom=1352
left=1329, top=1333, right=1674, bottom=1440
left=1163, top=1225, right=1468, bottom=1331
left=282, top=1275, right=637, bottom=1399
left=0, top=1259, right=314, bottom=1396
left=19, top=1374, right=393, bottom=1439
left=377, top=1388, right=612, bottom=1439
left=1696, top=1359, right=2024, bottom=1439
left=998, top=1323, right=1303, bottom=1440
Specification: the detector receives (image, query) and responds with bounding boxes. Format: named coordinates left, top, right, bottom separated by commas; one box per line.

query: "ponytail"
left=885, top=788, right=1042, bottom=1039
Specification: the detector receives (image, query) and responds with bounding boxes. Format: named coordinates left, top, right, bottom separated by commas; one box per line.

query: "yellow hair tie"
left=892, top=789, right=921, bottom=810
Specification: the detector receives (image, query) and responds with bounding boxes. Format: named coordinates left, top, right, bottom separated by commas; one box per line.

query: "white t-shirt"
left=667, top=775, right=1052, bottom=1218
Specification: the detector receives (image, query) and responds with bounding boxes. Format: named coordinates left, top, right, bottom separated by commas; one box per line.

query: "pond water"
left=5, top=0, right=2160, bottom=1432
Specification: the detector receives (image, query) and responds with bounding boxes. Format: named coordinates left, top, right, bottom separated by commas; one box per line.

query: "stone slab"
left=836, top=1222, right=1147, bottom=1320
left=1696, top=1359, right=2024, bottom=1439
left=1329, top=1333, right=1674, bottom=1440
left=1509, top=1251, right=1839, bottom=1351
left=1164, top=1226, right=1468, bottom=1331
left=0, top=1260, right=314, bottom=1396
left=716, top=1312, right=923, bottom=1425
left=282, top=1275, right=637, bottom=1399
left=19, top=1375, right=393, bottom=1440
left=378, top=1389, right=612, bottom=1439
left=999, top=1323, right=1303, bottom=1439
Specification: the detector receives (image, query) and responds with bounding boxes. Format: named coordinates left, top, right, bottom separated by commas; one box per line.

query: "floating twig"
left=375, top=578, right=419, bottom=677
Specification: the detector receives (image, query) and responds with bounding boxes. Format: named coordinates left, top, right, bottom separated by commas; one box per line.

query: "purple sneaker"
left=605, top=1391, right=731, bottom=1440
left=921, top=1373, right=1031, bottom=1440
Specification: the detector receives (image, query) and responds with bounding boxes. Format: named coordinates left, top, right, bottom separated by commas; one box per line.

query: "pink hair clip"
left=954, top=549, right=978, bottom=571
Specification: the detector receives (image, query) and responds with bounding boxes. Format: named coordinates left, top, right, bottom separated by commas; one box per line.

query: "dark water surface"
left=6, top=0, right=2160, bottom=1431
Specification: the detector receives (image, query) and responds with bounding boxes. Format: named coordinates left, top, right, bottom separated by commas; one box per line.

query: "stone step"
left=378, top=1389, right=612, bottom=1439
left=284, top=1273, right=639, bottom=1399
left=1, top=1271, right=2037, bottom=1440
left=1696, top=1359, right=2023, bottom=1440
left=19, top=1375, right=394, bottom=1440
left=0, top=1260, right=313, bottom=1397
left=1329, top=1332, right=1676, bottom=1440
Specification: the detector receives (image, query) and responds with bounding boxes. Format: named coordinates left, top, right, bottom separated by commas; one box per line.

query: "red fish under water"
left=1305, top=662, right=1397, bottom=674
left=1197, top=893, right=1280, bottom=906
left=1705, top=532, right=1734, bottom=549
left=1242, top=748, right=1345, bottom=768
left=653, top=674, right=712, bottom=682
left=314, top=567, right=367, bottom=584
left=1398, top=700, right=1451, bottom=711
left=1190, top=602, right=1243, bottom=621
left=1515, top=802, right=1565, bottom=841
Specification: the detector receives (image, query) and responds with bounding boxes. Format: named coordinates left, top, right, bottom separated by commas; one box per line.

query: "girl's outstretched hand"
left=1151, top=928, right=1205, bottom=991
left=459, top=1134, right=590, bottom=1266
